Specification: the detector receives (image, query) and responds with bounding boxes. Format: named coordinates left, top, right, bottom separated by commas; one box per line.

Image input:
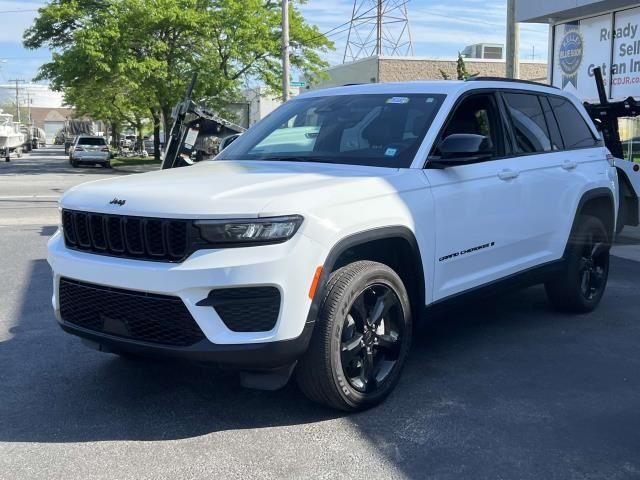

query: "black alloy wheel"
left=297, top=261, right=412, bottom=411
left=545, top=215, right=610, bottom=313
left=578, top=234, right=608, bottom=301
left=340, top=284, right=404, bottom=393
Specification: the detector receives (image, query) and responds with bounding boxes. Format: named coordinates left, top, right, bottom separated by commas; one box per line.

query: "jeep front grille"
left=62, top=209, right=190, bottom=262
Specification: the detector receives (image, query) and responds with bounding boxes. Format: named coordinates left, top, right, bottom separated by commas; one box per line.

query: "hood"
left=60, top=160, right=402, bottom=218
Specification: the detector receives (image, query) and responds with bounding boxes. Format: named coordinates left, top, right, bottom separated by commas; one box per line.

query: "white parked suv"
left=69, top=135, right=111, bottom=168
left=48, top=79, right=618, bottom=411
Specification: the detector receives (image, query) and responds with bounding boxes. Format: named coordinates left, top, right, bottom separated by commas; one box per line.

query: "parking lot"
left=1, top=147, right=640, bottom=479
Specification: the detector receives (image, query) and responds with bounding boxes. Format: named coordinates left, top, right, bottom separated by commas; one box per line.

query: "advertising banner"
left=552, top=7, right=640, bottom=100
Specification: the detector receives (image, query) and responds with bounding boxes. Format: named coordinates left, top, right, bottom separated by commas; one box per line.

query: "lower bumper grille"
left=198, top=287, right=281, bottom=332
left=59, top=278, right=205, bottom=347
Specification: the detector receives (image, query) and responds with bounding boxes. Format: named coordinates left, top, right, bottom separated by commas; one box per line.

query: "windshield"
left=217, top=93, right=446, bottom=168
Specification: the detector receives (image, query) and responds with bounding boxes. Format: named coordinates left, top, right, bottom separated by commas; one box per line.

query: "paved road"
left=1, top=149, right=640, bottom=479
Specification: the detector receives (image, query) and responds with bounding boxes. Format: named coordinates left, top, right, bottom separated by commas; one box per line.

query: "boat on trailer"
left=0, top=111, right=25, bottom=161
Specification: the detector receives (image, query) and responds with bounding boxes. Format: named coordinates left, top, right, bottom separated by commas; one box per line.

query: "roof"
left=298, top=79, right=564, bottom=99
left=516, top=0, right=636, bottom=24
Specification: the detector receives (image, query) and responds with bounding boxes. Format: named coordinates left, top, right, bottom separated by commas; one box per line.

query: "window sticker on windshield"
left=426, top=98, right=435, bottom=103
left=384, top=147, right=398, bottom=156
left=386, top=97, right=409, bottom=104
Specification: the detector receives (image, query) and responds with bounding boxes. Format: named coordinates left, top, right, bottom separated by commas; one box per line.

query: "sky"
left=0, top=0, right=550, bottom=85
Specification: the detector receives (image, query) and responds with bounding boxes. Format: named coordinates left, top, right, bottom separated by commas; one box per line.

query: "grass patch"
left=110, top=156, right=161, bottom=167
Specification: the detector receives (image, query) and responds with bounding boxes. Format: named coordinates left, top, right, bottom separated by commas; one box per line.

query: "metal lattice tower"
left=343, top=0, right=414, bottom=63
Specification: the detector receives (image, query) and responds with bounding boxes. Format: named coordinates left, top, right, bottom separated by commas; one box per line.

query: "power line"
left=408, top=5, right=544, bottom=34
left=343, top=0, right=414, bottom=63
left=298, top=0, right=405, bottom=48
left=7, top=79, right=25, bottom=123
left=0, top=9, right=39, bottom=14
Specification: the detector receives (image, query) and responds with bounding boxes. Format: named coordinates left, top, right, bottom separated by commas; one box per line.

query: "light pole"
left=506, top=0, right=520, bottom=79
left=281, top=0, right=290, bottom=102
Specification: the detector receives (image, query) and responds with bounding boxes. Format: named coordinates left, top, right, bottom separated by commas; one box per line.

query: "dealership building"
left=517, top=0, right=640, bottom=150
left=517, top=0, right=640, bottom=101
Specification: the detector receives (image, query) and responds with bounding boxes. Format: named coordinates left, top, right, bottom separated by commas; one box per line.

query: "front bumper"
left=59, top=319, right=315, bottom=368
left=47, top=230, right=326, bottom=364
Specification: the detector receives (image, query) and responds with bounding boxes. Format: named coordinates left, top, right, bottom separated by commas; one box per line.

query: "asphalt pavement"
left=1, top=148, right=640, bottom=479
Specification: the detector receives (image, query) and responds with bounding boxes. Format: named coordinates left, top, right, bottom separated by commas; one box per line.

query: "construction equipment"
left=161, top=73, right=245, bottom=169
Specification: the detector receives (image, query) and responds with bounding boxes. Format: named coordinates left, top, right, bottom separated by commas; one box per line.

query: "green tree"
left=456, top=52, right=470, bottom=80
left=440, top=53, right=478, bottom=81
left=24, top=0, right=333, bottom=158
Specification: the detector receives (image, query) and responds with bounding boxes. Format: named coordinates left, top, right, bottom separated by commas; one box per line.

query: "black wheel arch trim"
left=567, top=187, right=616, bottom=248
left=305, top=226, right=426, bottom=325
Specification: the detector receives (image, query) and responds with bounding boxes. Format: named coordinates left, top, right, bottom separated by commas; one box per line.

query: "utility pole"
left=505, top=0, right=520, bottom=78
left=281, top=0, right=290, bottom=102
left=8, top=79, right=25, bottom=123
left=376, top=0, right=382, bottom=55
left=26, top=90, right=32, bottom=124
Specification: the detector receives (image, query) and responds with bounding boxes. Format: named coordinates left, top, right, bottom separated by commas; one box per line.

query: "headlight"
left=194, top=215, right=303, bottom=246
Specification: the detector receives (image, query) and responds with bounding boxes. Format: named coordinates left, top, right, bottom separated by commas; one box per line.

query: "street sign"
left=290, top=81, right=306, bottom=87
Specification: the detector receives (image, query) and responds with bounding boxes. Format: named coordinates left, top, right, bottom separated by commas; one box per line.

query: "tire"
left=297, top=261, right=412, bottom=411
left=545, top=215, right=610, bottom=313
left=102, top=162, right=112, bottom=169
left=71, top=159, right=79, bottom=168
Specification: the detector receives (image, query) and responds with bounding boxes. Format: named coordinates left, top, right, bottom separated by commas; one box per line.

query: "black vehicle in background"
left=59, top=120, right=95, bottom=154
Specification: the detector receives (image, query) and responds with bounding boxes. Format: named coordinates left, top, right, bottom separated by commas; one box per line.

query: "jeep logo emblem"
left=109, top=198, right=126, bottom=206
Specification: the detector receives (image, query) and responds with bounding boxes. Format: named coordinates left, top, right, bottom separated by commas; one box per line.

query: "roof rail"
left=466, top=76, right=558, bottom=89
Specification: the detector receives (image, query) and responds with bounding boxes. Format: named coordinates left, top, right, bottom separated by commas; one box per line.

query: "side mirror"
left=219, top=133, right=240, bottom=151
left=430, top=133, right=493, bottom=167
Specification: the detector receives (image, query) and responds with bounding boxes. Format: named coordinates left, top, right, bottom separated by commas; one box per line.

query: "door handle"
left=561, top=160, right=578, bottom=171
left=498, top=169, right=519, bottom=180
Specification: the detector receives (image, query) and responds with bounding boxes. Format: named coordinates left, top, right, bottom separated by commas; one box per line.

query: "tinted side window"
left=432, top=93, right=504, bottom=160
left=548, top=96, right=597, bottom=149
left=503, top=93, right=552, bottom=153
left=540, top=96, right=564, bottom=150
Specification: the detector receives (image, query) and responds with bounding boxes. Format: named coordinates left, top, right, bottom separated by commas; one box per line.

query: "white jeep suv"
left=48, top=79, right=618, bottom=411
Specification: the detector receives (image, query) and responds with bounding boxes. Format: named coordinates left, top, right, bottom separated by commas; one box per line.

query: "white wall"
left=241, top=87, right=300, bottom=126
left=306, top=56, right=379, bottom=90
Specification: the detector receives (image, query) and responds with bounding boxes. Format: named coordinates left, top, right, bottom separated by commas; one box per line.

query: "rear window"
left=78, top=137, right=106, bottom=146
left=503, top=93, right=552, bottom=153
left=548, top=97, right=598, bottom=149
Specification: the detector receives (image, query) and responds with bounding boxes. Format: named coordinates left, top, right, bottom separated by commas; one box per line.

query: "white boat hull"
left=0, top=133, right=24, bottom=150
